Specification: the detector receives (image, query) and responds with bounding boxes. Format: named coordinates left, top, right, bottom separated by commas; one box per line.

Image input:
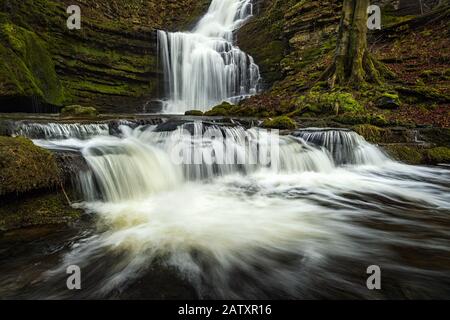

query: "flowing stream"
left=1, top=121, right=450, bottom=299
left=1, top=0, right=449, bottom=300
left=158, top=0, right=260, bottom=113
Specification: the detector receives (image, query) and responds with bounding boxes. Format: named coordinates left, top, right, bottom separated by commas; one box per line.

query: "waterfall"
left=81, top=136, right=182, bottom=202
left=13, top=122, right=109, bottom=140
left=13, top=122, right=393, bottom=203
left=6, top=120, right=450, bottom=300
left=158, top=0, right=261, bottom=113
left=126, top=123, right=334, bottom=180
left=295, top=128, right=389, bottom=165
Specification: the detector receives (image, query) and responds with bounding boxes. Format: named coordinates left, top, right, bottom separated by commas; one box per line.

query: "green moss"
left=380, top=92, right=400, bottom=103
left=353, top=124, right=385, bottom=143
left=185, top=110, right=204, bottom=116
left=262, top=116, right=297, bottom=130
left=0, top=192, right=82, bottom=231
left=419, top=128, right=450, bottom=147
left=336, top=113, right=388, bottom=127
left=382, top=12, right=415, bottom=28
left=396, top=85, right=450, bottom=103
left=426, top=147, right=450, bottom=164
left=61, top=105, right=98, bottom=118
left=293, top=91, right=363, bottom=116
left=204, top=102, right=234, bottom=116
left=383, top=145, right=424, bottom=165
left=0, top=136, right=61, bottom=196
left=0, top=21, right=64, bottom=105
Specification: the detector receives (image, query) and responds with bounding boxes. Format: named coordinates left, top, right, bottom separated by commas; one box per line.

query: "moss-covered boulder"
left=204, top=102, right=234, bottom=116
left=336, top=113, right=389, bottom=127
left=382, top=145, right=450, bottom=166
left=0, top=192, right=81, bottom=231
left=262, top=116, right=296, bottom=130
left=61, top=105, right=98, bottom=118
left=426, top=147, right=450, bottom=165
left=353, top=124, right=385, bottom=143
left=382, top=145, right=424, bottom=165
left=185, top=110, right=204, bottom=116
left=376, top=92, right=401, bottom=110
left=293, top=91, right=363, bottom=117
left=0, top=136, right=61, bottom=196
left=418, top=128, right=450, bottom=148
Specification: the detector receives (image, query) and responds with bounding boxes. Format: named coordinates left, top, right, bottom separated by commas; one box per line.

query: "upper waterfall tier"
left=158, top=0, right=261, bottom=114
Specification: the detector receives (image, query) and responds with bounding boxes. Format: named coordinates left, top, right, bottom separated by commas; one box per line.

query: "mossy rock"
left=382, top=145, right=424, bottom=165
left=262, top=116, right=297, bottom=130
left=185, top=110, right=204, bottom=116
left=396, top=85, right=450, bottom=103
left=0, top=21, right=64, bottom=107
left=0, top=192, right=82, bottom=231
left=61, top=105, right=98, bottom=118
left=353, top=124, right=385, bottom=143
left=0, top=136, right=61, bottom=196
left=294, top=91, right=363, bottom=116
left=336, top=113, right=389, bottom=127
left=426, top=147, right=450, bottom=164
left=419, top=128, right=450, bottom=148
left=204, top=102, right=234, bottom=116
left=376, top=92, right=401, bottom=110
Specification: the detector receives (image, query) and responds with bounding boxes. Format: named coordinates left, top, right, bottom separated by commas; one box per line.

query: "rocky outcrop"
left=0, top=136, right=61, bottom=196
left=0, top=0, right=210, bottom=113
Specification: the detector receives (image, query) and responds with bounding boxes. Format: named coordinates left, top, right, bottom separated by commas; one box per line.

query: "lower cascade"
left=3, top=120, right=450, bottom=299
left=158, top=0, right=261, bottom=113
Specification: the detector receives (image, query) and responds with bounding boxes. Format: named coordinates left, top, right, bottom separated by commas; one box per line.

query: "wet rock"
left=376, top=94, right=401, bottom=110
left=0, top=120, right=15, bottom=137
left=54, top=151, right=89, bottom=184
left=61, top=105, right=98, bottom=118
left=262, top=116, right=297, bottom=130
left=185, top=110, right=204, bottom=116
left=426, top=147, right=450, bottom=164
left=382, top=144, right=424, bottom=164
left=0, top=136, right=61, bottom=196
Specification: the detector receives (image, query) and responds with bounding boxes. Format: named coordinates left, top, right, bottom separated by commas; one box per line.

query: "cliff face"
left=0, top=0, right=209, bottom=113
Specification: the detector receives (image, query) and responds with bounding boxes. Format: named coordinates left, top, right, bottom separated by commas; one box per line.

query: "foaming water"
left=13, top=122, right=109, bottom=140
left=295, top=128, right=389, bottom=165
left=2, top=122, right=450, bottom=299
left=158, top=0, right=260, bottom=113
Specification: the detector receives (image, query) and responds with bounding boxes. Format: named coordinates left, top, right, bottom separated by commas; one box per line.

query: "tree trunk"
left=323, top=0, right=382, bottom=88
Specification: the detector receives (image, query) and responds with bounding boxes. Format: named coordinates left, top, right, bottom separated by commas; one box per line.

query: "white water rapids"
left=4, top=121, right=449, bottom=299
left=158, top=0, right=260, bottom=113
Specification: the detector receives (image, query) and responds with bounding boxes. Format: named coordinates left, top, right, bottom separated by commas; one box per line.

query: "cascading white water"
left=5, top=121, right=450, bottom=299
left=13, top=122, right=109, bottom=140
left=158, top=0, right=261, bottom=113
left=296, top=128, right=389, bottom=165
left=34, top=123, right=335, bottom=191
